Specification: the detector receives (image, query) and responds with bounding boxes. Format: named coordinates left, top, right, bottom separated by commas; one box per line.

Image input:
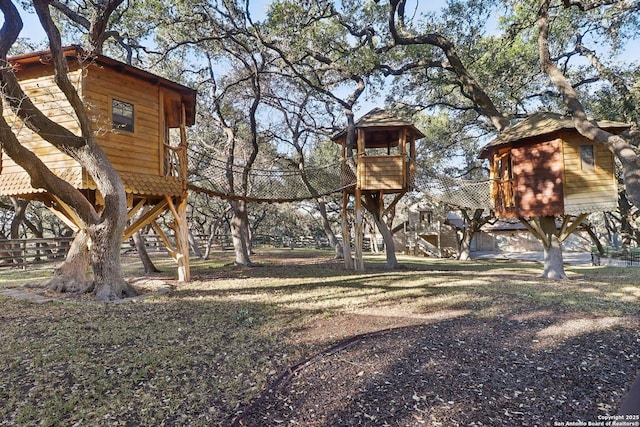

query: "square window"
left=580, top=145, right=595, bottom=170
left=112, top=99, right=134, bottom=133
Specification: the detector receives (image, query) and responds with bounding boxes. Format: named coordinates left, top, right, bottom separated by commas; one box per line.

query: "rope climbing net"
left=417, top=173, right=494, bottom=210
left=186, top=148, right=355, bottom=203
left=186, top=147, right=493, bottom=208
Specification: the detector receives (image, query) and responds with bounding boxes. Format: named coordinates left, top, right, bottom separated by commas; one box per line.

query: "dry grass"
left=0, top=249, right=638, bottom=426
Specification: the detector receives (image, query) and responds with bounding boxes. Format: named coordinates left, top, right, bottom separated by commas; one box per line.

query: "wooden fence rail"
left=0, top=233, right=332, bottom=268
left=0, top=238, right=73, bottom=267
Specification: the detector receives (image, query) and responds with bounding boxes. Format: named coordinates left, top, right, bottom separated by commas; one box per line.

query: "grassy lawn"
left=0, top=249, right=639, bottom=426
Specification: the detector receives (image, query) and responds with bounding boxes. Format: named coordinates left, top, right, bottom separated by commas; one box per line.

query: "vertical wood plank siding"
left=511, top=139, right=564, bottom=217
left=561, top=130, right=617, bottom=214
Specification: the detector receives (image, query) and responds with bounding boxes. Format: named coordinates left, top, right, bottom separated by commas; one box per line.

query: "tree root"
left=43, top=276, right=90, bottom=294
left=39, top=276, right=140, bottom=301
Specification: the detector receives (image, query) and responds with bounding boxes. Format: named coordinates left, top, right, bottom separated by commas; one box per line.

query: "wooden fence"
left=0, top=237, right=73, bottom=267
left=0, top=233, right=333, bottom=268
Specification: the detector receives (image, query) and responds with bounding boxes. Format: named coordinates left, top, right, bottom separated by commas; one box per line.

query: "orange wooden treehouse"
left=480, top=112, right=629, bottom=242
left=332, top=108, right=424, bottom=270
left=1, top=46, right=196, bottom=280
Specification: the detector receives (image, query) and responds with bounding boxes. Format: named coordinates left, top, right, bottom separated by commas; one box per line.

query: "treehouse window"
left=112, top=99, right=134, bottom=133
left=580, top=145, right=595, bottom=170
left=420, top=210, right=433, bottom=224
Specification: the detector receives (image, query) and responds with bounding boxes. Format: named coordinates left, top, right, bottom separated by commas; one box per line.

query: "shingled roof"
left=479, top=111, right=630, bottom=158
left=331, top=108, right=425, bottom=141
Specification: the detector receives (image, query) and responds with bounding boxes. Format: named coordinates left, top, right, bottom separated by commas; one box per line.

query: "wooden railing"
left=494, top=179, right=515, bottom=212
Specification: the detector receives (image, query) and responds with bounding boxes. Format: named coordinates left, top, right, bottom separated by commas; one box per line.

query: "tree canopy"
left=3, top=0, right=639, bottom=288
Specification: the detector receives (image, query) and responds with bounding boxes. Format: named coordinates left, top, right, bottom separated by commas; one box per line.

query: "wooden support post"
left=179, top=103, right=189, bottom=191
left=353, top=128, right=365, bottom=272
left=409, top=131, right=416, bottom=189
left=166, top=194, right=190, bottom=282
left=341, top=191, right=354, bottom=270
left=48, top=195, right=84, bottom=232
left=150, top=220, right=176, bottom=257
left=559, top=213, right=589, bottom=241
left=122, top=198, right=169, bottom=241
left=127, top=198, right=147, bottom=221
left=354, top=189, right=365, bottom=272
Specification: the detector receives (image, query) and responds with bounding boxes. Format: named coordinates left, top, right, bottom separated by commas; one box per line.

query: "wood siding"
left=511, top=139, right=564, bottom=217
left=0, top=64, right=83, bottom=196
left=1, top=59, right=187, bottom=199
left=358, top=155, right=406, bottom=191
left=561, top=131, right=617, bottom=214
left=83, top=65, right=161, bottom=178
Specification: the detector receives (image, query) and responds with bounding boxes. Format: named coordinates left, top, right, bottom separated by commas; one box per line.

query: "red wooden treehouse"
left=1, top=46, right=196, bottom=280
left=332, top=108, right=424, bottom=270
left=480, top=112, right=629, bottom=244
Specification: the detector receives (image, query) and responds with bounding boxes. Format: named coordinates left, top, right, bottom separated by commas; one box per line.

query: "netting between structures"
left=187, top=151, right=355, bottom=202
left=417, top=174, right=494, bottom=210
left=186, top=147, right=493, bottom=207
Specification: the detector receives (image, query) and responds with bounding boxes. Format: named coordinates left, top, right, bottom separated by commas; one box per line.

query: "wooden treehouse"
left=331, top=108, right=425, bottom=270
left=1, top=46, right=196, bottom=280
left=480, top=112, right=630, bottom=242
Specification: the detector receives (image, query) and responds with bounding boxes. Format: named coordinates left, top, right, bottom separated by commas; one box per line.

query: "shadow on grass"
left=235, top=312, right=640, bottom=426
left=0, top=296, right=315, bottom=427
left=2, top=249, right=640, bottom=426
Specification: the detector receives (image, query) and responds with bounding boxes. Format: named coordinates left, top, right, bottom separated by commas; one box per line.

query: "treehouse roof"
left=8, top=45, right=197, bottom=126
left=331, top=108, right=425, bottom=148
left=479, top=111, right=630, bottom=158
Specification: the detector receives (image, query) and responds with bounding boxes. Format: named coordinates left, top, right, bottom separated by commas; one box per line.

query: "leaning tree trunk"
left=376, top=218, right=398, bottom=269
left=317, top=198, right=343, bottom=259
left=367, top=200, right=398, bottom=269
left=133, top=231, right=160, bottom=274
left=230, top=199, right=252, bottom=265
left=0, top=0, right=137, bottom=301
left=131, top=208, right=160, bottom=274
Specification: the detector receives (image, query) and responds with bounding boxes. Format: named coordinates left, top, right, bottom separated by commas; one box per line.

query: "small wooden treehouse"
left=480, top=112, right=629, bottom=219
left=331, top=108, right=424, bottom=270
left=1, top=46, right=196, bottom=280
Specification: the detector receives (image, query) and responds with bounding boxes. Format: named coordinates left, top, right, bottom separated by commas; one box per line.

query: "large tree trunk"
left=375, top=217, right=398, bottom=269
left=45, top=229, right=91, bottom=293
left=365, top=195, right=398, bottom=269
left=541, top=234, right=567, bottom=279
left=230, top=200, right=252, bottom=265
left=538, top=216, right=568, bottom=280
left=0, top=1, right=137, bottom=301
left=88, top=215, right=137, bottom=300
